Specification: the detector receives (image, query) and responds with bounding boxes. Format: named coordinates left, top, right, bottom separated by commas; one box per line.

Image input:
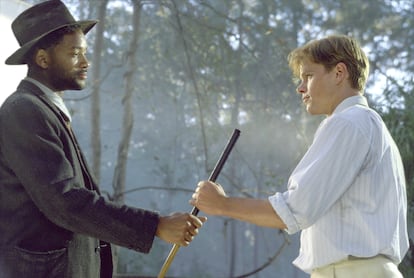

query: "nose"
left=79, top=53, right=89, bottom=68
left=296, top=81, right=306, bottom=94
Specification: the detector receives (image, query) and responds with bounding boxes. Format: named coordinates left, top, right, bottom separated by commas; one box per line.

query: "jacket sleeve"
left=0, top=91, right=159, bottom=253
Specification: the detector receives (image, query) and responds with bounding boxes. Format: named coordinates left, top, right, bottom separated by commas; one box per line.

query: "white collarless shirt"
left=269, top=95, right=409, bottom=273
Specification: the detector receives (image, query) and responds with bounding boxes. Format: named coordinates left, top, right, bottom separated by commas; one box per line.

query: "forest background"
left=9, top=0, right=414, bottom=277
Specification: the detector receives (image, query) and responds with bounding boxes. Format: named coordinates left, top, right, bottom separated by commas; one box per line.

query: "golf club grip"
left=192, top=128, right=240, bottom=216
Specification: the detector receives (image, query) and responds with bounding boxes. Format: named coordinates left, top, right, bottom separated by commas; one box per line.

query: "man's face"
left=46, top=29, right=89, bottom=91
left=296, top=60, right=337, bottom=116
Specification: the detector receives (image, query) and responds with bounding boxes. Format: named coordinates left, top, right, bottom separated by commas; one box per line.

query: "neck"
left=27, top=68, right=54, bottom=91
left=327, top=86, right=360, bottom=116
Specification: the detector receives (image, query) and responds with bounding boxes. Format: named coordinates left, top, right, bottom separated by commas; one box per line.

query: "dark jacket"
left=0, top=80, right=159, bottom=278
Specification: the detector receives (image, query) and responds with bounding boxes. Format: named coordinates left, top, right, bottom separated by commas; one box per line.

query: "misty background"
left=1, top=0, right=413, bottom=277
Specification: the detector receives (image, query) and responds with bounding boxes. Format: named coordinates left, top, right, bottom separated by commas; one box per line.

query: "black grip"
left=191, top=128, right=241, bottom=216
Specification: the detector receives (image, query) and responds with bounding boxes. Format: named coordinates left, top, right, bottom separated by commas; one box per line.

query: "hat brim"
left=5, top=20, right=97, bottom=65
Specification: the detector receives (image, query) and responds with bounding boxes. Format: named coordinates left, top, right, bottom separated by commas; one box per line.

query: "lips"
left=78, top=71, right=88, bottom=80
left=302, top=95, right=310, bottom=103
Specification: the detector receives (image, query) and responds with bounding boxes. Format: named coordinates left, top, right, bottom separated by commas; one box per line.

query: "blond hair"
left=288, top=35, right=369, bottom=91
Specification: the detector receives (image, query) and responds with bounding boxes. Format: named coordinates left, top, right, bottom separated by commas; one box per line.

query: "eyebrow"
left=70, top=46, right=87, bottom=51
left=300, top=69, right=312, bottom=76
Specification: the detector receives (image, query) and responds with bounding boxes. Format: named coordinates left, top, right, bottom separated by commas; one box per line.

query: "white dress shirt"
left=25, top=77, right=72, bottom=122
left=269, top=95, right=409, bottom=273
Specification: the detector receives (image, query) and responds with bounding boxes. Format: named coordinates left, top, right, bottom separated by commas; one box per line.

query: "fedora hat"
left=5, top=0, right=98, bottom=65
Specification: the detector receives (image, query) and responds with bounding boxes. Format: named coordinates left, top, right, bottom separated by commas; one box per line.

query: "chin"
left=306, top=107, right=322, bottom=115
left=306, top=106, right=314, bottom=115
left=73, top=81, right=87, bottom=90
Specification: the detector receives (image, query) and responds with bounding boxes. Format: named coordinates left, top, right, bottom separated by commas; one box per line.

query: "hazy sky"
left=0, top=0, right=30, bottom=105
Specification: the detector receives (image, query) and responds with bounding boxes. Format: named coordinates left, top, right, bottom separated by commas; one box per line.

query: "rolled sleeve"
left=269, top=192, right=301, bottom=234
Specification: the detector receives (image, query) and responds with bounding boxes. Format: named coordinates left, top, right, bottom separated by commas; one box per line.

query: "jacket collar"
left=17, top=80, right=67, bottom=123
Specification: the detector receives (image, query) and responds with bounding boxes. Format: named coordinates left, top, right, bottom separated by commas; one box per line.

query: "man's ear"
left=34, top=49, right=50, bottom=69
left=334, top=62, right=349, bottom=84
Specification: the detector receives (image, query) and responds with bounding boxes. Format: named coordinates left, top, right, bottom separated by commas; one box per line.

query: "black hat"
left=5, top=0, right=97, bottom=65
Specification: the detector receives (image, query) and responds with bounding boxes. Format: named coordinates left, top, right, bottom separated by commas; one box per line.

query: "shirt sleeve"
left=269, top=115, right=371, bottom=234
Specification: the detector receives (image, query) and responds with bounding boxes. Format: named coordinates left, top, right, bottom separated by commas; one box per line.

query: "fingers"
left=190, top=194, right=197, bottom=207
left=190, top=181, right=212, bottom=204
left=177, top=214, right=208, bottom=247
left=184, top=232, right=193, bottom=244
left=157, top=197, right=210, bottom=246
left=186, top=216, right=206, bottom=234
left=190, top=181, right=224, bottom=209
left=184, top=215, right=204, bottom=237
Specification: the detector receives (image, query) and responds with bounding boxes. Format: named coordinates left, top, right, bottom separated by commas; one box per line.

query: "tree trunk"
left=90, top=0, right=108, bottom=181
left=113, top=0, right=142, bottom=205
left=111, top=1, right=141, bottom=275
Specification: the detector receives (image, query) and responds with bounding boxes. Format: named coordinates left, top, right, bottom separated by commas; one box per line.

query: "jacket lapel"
left=17, top=80, right=101, bottom=194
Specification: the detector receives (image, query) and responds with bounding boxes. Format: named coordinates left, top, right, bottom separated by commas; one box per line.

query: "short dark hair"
left=26, top=24, right=82, bottom=65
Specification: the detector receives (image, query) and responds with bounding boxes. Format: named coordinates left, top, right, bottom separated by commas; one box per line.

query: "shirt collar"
left=24, top=77, right=72, bottom=122
left=332, top=95, right=368, bottom=115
